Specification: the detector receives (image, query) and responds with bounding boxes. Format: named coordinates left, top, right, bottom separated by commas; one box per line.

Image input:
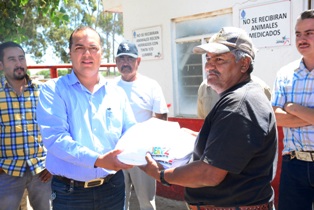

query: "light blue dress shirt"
left=36, top=71, right=136, bottom=181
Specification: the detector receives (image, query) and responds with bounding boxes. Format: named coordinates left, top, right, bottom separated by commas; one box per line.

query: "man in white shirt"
left=114, top=40, right=168, bottom=210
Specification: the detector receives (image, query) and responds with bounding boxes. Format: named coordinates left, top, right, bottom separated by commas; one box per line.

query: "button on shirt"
left=36, top=71, right=136, bottom=181
left=0, top=76, right=46, bottom=177
left=272, top=59, right=314, bottom=154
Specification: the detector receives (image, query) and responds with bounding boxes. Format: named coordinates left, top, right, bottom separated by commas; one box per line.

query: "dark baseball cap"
left=116, top=40, right=138, bottom=58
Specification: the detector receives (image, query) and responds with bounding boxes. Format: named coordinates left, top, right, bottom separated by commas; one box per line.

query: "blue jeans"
left=278, top=155, right=314, bottom=210
left=0, top=167, right=51, bottom=210
left=51, top=170, right=125, bottom=210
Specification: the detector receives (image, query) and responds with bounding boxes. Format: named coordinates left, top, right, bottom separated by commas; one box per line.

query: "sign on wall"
left=132, top=25, right=163, bottom=60
left=239, top=0, right=291, bottom=48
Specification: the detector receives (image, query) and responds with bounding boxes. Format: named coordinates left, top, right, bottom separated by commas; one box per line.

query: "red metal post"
left=50, top=67, right=58, bottom=78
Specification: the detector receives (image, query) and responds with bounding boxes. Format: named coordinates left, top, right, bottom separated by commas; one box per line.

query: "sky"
left=26, top=35, right=123, bottom=66
left=26, top=48, right=60, bottom=65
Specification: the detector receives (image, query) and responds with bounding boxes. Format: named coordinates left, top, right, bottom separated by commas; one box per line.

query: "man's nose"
left=15, top=59, right=23, bottom=67
left=82, top=48, right=92, bottom=55
left=297, top=34, right=308, bottom=41
left=205, top=61, right=215, bottom=70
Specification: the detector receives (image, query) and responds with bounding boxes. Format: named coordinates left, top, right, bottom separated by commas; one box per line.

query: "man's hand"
left=39, top=169, right=52, bottom=182
left=181, top=127, right=199, bottom=137
left=95, top=149, right=133, bottom=171
left=139, top=152, right=164, bottom=180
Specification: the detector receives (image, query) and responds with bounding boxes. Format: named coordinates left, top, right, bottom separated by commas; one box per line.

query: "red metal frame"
left=27, top=63, right=117, bottom=78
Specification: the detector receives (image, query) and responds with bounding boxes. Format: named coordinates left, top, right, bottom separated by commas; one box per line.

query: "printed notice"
left=239, top=1, right=291, bottom=48
left=132, top=26, right=163, bottom=60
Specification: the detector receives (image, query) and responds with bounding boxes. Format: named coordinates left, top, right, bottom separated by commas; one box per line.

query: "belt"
left=187, top=201, right=273, bottom=210
left=54, top=174, right=114, bottom=188
left=290, top=151, right=314, bottom=162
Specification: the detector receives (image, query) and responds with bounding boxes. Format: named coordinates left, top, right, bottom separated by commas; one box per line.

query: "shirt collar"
left=295, top=58, right=314, bottom=79
left=0, top=74, right=35, bottom=89
left=68, top=70, right=107, bottom=87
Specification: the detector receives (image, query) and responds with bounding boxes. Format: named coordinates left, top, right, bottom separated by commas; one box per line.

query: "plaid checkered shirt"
left=272, top=59, right=314, bottom=154
left=0, top=75, right=47, bottom=177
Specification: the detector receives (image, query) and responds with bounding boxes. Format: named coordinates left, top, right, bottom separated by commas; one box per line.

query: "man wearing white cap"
left=141, top=27, right=277, bottom=210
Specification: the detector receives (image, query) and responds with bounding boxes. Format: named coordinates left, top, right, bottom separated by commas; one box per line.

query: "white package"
left=115, top=118, right=196, bottom=168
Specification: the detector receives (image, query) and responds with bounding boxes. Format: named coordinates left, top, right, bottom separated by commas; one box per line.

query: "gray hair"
left=231, top=50, right=254, bottom=73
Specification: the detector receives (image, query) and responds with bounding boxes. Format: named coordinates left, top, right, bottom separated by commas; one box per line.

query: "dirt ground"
left=129, top=188, right=187, bottom=210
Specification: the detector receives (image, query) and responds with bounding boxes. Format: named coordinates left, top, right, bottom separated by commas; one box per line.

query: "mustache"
left=121, top=66, right=132, bottom=71
left=207, top=70, right=220, bottom=76
left=298, top=42, right=309, bottom=47
left=14, top=67, right=25, bottom=72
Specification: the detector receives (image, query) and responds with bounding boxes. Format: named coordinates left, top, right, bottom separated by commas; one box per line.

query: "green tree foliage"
left=1, top=0, right=123, bottom=64
left=35, top=69, right=70, bottom=78
left=0, top=0, right=69, bottom=43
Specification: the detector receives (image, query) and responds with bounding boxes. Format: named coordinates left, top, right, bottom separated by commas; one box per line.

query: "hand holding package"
left=115, top=118, right=196, bottom=168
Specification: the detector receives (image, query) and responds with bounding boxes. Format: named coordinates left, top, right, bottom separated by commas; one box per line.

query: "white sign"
left=239, top=1, right=291, bottom=48
left=132, top=26, right=163, bottom=60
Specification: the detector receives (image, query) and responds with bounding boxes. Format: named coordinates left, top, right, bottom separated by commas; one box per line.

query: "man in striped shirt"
left=0, top=42, right=51, bottom=210
left=272, top=9, right=314, bottom=210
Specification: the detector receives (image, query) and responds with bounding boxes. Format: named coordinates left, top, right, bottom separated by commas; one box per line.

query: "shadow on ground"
left=129, top=188, right=187, bottom=210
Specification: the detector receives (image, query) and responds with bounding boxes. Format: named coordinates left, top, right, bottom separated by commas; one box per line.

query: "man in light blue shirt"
left=36, top=26, right=136, bottom=210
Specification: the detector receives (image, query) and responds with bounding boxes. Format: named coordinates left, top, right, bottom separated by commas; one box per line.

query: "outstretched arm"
left=140, top=153, right=227, bottom=188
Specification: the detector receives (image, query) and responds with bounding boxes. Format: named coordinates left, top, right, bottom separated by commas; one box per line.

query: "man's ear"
left=137, top=57, right=142, bottom=65
left=0, top=61, right=3, bottom=71
left=240, top=57, right=250, bottom=73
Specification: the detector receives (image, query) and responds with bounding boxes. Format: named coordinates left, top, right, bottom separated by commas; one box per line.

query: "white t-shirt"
left=114, top=74, right=168, bottom=122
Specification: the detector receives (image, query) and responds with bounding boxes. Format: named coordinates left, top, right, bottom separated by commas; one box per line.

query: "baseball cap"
left=116, top=40, right=138, bottom=58
left=193, top=27, right=256, bottom=59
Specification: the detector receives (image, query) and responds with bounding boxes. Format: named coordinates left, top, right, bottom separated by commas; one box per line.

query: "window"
left=173, top=13, right=232, bottom=117
left=175, top=40, right=203, bottom=116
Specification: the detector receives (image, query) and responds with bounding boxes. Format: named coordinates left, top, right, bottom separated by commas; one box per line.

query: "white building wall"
left=103, top=0, right=310, bottom=117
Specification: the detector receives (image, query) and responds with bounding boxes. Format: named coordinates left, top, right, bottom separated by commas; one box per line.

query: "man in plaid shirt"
left=0, top=41, right=51, bottom=210
left=272, top=9, right=314, bottom=210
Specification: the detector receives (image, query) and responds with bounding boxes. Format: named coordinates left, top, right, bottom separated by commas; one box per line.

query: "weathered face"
left=116, top=55, right=141, bottom=82
left=204, top=51, right=249, bottom=94
left=69, top=29, right=102, bottom=79
left=295, top=18, right=314, bottom=59
left=0, top=47, right=27, bottom=81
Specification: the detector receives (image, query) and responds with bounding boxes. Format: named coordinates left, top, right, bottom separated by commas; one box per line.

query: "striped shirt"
left=272, top=59, right=314, bottom=154
left=0, top=75, right=46, bottom=177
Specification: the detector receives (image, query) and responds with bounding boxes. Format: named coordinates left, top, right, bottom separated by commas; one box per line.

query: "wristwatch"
left=160, top=170, right=172, bottom=187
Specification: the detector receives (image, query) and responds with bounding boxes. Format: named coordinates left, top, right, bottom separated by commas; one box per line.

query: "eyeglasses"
left=116, top=56, right=137, bottom=63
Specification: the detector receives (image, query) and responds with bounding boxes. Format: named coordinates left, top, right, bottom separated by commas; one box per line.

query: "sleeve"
left=201, top=111, right=265, bottom=174
left=197, top=81, right=206, bottom=119
left=152, top=81, right=169, bottom=114
left=271, top=71, right=286, bottom=108
left=36, top=81, right=99, bottom=168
